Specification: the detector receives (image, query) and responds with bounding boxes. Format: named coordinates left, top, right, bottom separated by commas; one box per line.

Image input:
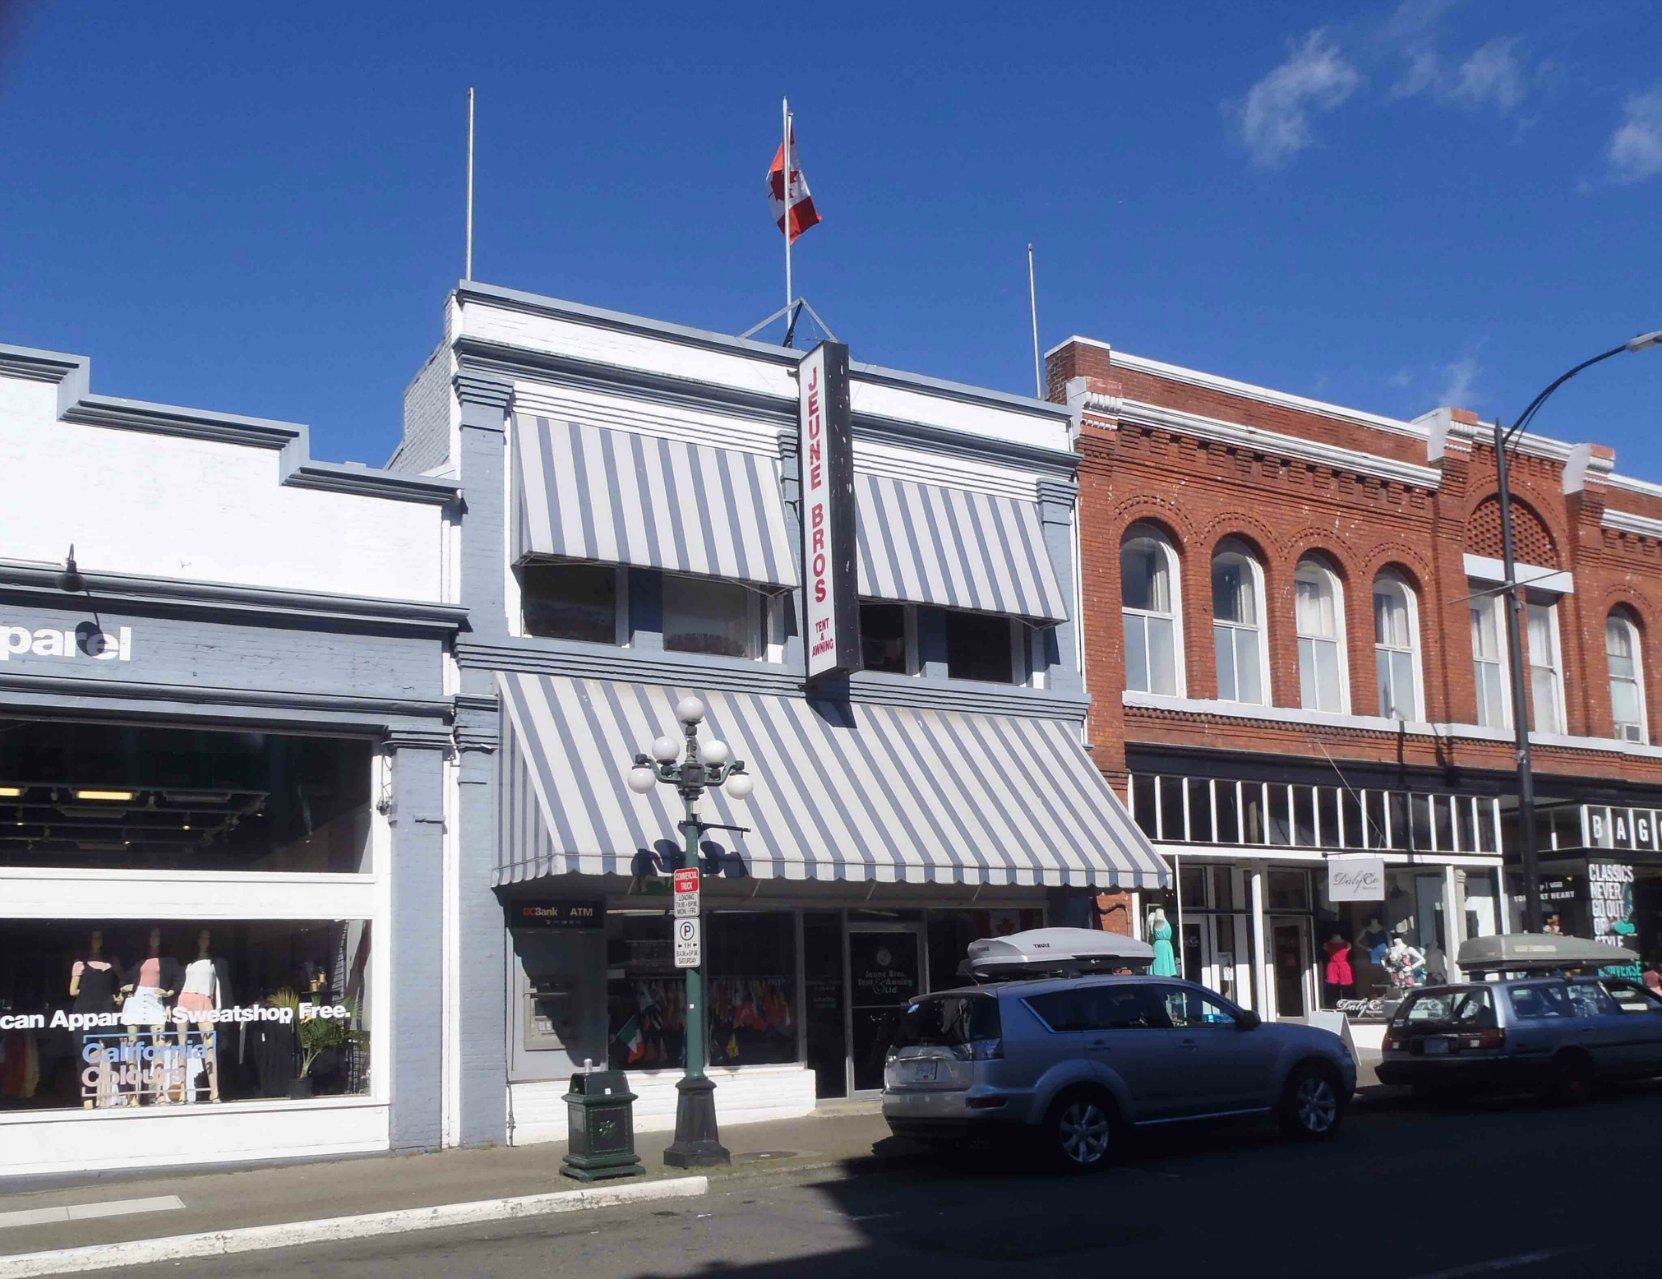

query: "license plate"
left=1423, top=1038, right=1451, bottom=1056
left=906, top=1060, right=938, bottom=1082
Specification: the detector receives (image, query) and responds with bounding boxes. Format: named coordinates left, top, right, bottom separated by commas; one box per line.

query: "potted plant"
left=298, top=998, right=361, bottom=1096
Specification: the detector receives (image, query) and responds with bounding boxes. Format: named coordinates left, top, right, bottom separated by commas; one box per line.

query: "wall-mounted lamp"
left=59, top=545, right=85, bottom=594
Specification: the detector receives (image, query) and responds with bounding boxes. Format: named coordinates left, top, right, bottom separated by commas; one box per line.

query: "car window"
left=891, top=994, right=1003, bottom=1047
left=1023, top=990, right=1086, bottom=1033
left=1508, top=984, right=1573, bottom=1020
left=1565, top=981, right=1621, bottom=1018
left=1395, top=989, right=1495, bottom=1027
left=1076, top=984, right=1165, bottom=1030
left=1599, top=978, right=1662, bottom=1014
left=1154, top=985, right=1240, bottom=1029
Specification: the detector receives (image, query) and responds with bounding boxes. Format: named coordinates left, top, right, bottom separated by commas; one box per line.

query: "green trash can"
left=560, top=1068, right=644, bottom=1182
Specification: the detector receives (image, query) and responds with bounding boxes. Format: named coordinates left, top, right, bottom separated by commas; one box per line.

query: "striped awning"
left=496, top=672, right=1167, bottom=890
left=513, top=416, right=799, bottom=589
left=855, top=473, right=1068, bottom=622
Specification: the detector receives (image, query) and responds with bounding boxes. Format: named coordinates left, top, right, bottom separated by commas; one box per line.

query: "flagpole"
left=782, top=97, right=793, bottom=319
left=466, top=87, right=476, bottom=281
left=1028, top=243, right=1042, bottom=398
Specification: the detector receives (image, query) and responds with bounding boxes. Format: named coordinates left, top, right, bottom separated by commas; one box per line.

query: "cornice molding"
left=1602, top=508, right=1662, bottom=542
left=1117, top=400, right=1442, bottom=490
left=0, top=672, right=451, bottom=724
left=0, top=561, right=467, bottom=632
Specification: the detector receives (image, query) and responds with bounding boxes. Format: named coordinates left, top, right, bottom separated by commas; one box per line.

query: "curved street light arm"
left=1502, top=341, right=1632, bottom=451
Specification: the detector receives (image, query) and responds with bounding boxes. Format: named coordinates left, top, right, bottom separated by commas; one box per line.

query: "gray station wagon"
left=882, top=975, right=1356, bottom=1170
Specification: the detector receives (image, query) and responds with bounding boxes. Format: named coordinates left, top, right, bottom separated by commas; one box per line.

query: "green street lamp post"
left=626, top=694, right=754, bottom=1168
left=1493, top=329, right=1662, bottom=933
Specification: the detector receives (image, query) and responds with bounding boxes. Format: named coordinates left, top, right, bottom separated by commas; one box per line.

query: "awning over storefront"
left=496, top=673, right=1166, bottom=889
left=854, top=473, right=1068, bottom=622
left=513, top=416, right=799, bottom=589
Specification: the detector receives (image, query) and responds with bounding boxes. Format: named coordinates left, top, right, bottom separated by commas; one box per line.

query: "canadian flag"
left=767, top=127, right=821, bottom=243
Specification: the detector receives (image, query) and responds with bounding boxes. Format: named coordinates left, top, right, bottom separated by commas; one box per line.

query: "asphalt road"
left=138, top=1086, right=1662, bottom=1279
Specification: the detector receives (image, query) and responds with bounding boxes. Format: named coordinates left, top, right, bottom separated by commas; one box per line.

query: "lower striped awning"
left=495, top=673, right=1167, bottom=889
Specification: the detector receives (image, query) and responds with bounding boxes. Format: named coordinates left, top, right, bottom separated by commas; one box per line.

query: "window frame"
left=516, top=560, right=628, bottom=646
left=857, top=599, right=919, bottom=677
left=661, top=572, right=766, bottom=661
left=1469, top=590, right=1510, bottom=730
left=1121, top=525, right=1185, bottom=697
left=1211, top=542, right=1270, bottom=706
left=1372, top=570, right=1424, bottom=722
left=943, top=609, right=1029, bottom=686
left=1525, top=599, right=1567, bottom=736
left=1294, top=555, right=1349, bottom=714
left=1606, top=610, right=1647, bottom=744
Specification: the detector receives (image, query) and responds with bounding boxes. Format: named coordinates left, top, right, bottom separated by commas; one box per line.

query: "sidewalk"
left=0, top=1104, right=896, bottom=1271
left=0, top=1071, right=1400, bottom=1274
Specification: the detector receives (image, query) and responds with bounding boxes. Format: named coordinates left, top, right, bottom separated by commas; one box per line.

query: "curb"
left=0, top=1175, right=708, bottom=1278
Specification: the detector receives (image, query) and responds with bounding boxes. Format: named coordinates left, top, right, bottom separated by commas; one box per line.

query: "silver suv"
left=882, top=976, right=1356, bottom=1170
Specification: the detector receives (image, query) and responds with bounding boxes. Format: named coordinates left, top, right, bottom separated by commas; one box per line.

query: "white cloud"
left=1609, top=89, right=1662, bottom=184
left=1438, top=355, right=1481, bottom=409
left=1233, top=29, right=1362, bottom=169
left=1388, top=367, right=1415, bottom=390
left=1452, top=38, right=1525, bottom=112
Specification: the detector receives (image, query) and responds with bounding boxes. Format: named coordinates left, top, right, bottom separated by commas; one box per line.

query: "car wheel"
left=1546, top=1053, right=1595, bottom=1107
left=1278, top=1063, right=1344, bottom=1140
left=1043, top=1090, right=1117, bottom=1172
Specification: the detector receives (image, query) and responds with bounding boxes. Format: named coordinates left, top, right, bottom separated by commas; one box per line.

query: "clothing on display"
left=1149, top=918, right=1178, bottom=978
left=1324, top=937, right=1354, bottom=988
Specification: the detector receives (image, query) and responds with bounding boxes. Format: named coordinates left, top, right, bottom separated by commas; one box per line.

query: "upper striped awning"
left=855, top=473, right=1068, bottom=623
left=496, top=672, right=1167, bottom=890
left=513, top=416, right=799, bottom=590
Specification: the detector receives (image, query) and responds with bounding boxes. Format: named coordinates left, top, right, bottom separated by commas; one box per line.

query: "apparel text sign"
left=1328, top=856, right=1385, bottom=902
left=673, top=917, right=702, bottom=968
left=673, top=868, right=700, bottom=918
left=0, top=622, right=132, bottom=662
left=799, top=340, right=860, bottom=682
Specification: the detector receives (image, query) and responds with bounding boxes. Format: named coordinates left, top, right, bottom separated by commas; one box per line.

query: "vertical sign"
left=674, top=917, right=703, bottom=968
left=799, top=340, right=861, bottom=682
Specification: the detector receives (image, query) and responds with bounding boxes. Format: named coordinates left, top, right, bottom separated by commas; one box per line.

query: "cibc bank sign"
left=798, top=340, right=860, bottom=683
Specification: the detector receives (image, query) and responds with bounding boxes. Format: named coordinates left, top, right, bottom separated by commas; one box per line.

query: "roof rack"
left=960, top=927, right=1156, bottom=982
left=1457, top=932, right=1638, bottom=974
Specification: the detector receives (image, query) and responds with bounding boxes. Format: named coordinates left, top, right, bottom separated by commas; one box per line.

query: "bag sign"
left=673, top=867, right=700, bottom=919
left=674, top=917, right=702, bottom=968
left=1329, top=856, right=1385, bottom=902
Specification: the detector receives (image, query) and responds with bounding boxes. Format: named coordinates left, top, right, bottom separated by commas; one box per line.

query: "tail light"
left=1381, top=1029, right=1400, bottom=1052
left=1462, top=1028, right=1505, bottom=1051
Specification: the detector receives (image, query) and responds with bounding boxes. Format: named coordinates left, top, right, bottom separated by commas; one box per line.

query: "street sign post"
left=673, top=867, right=700, bottom=918
left=674, top=917, right=702, bottom=968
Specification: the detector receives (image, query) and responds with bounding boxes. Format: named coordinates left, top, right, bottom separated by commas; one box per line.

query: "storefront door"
left=1270, top=917, right=1312, bottom=1019
left=803, top=912, right=848, bottom=1100
left=847, top=925, right=924, bottom=1094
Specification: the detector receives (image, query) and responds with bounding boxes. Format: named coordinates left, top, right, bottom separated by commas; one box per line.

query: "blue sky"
left=1, top=1, right=1658, bottom=471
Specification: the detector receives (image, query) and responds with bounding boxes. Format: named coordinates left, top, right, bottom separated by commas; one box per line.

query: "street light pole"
left=1494, top=329, right=1662, bottom=934
left=626, top=695, right=754, bottom=1169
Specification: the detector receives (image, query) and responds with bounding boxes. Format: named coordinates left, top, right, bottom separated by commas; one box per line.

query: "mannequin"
left=69, top=930, right=121, bottom=1109
left=1148, top=908, right=1178, bottom=978
left=176, top=929, right=230, bottom=1103
left=1360, top=917, right=1389, bottom=964
left=120, top=929, right=180, bottom=1104
left=1323, top=932, right=1354, bottom=1003
left=1383, top=934, right=1426, bottom=991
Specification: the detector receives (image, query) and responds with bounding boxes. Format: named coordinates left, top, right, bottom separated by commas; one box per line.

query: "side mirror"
left=1237, top=1010, right=1262, bottom=1030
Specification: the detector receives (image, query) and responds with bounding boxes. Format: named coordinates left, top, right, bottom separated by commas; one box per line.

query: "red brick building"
left=1048, top=336, right=1661, bottom=1035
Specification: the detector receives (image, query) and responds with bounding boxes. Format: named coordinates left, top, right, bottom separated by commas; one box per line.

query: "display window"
left=0, top=720, right=373, bottom=874
left=0, top=918, right=371, bottom=1112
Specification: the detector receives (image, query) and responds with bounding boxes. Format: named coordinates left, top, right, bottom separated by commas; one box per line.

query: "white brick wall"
left=508, top=1065, right=818, bottom=1146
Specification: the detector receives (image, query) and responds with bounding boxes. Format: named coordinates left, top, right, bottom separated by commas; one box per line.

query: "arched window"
left=1211, top=541, right=1267, bottom=704
left=1295, top=556, right=1347, bottom=713
left=1373, top=571, right=1422, bottom=720
left=1121, top=525, right=1182, bottom=695
left=1607, top=610, right=1647, bottom=743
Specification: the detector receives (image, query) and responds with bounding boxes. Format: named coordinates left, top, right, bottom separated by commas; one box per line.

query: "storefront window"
left=662, top=575, right=759, bottom=659
left=520, top=562, right=621, bottom=644
left=1267, top=869, right=1309, bottom=911
left=707, top=913, right=798, bottom=1068
left=0, top=720, right=372, bottom=874
left=0, top=919, right=371, bottom=1112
